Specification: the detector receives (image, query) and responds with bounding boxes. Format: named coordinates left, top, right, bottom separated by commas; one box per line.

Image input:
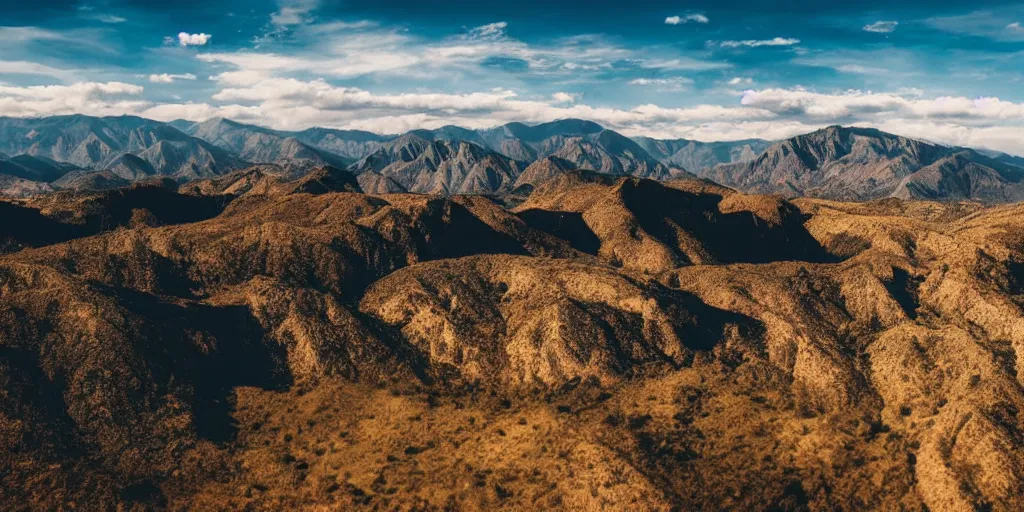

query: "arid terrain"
left=2, top=162, right=1024, bottom=511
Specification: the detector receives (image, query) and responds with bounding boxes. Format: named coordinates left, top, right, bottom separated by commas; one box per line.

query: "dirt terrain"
left=2, top=168, right=1023, bottom=511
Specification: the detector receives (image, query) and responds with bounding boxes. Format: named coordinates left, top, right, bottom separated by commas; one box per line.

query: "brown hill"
left=2, top=174, right=1024, bottom=511
left=516, top=172, right=833, bottom=272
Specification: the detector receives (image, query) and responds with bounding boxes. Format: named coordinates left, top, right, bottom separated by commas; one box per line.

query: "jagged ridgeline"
left=5, top=115, right=1021, bottom=201
left=3, top=163, right=1024, bottom=511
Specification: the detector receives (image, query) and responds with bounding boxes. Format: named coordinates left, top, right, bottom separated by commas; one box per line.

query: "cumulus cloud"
left=863, top=21, right=898, bottom=33
left=7, top=74, right=1024, bottom=154
left=148, top=73, right=198, bottom=83
left=176, top=32, right=211, bottom=46
left=665, top=14, right=709, bottom=25
left=551, top=92, right=580, bottom=103
left=155, top=76, right=774, bottom=134
left=740, top=88, right=1024, bottom=123
left=0, top=81, right=147, bottom=118
left=720, top=37, right=800, bottom=48
left=728, top=77, right=754, bottom=86
left=1009, top=22, right=1023, bottom=31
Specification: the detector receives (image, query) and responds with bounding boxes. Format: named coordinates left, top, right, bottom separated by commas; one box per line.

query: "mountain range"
left=701, top=125, right=1024, bottom=202
left=2, top=115, right=1023, bottom=202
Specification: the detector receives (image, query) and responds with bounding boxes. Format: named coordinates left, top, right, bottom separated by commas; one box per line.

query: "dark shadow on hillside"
left=0, top=347, right=83, bottom=456
left=617, top=179, right=837, bottom=264
left=419, top=199, right=531, bottom=259
left=517, top=209, right=601, bottom=255
left=651, top=283, right=765, bottom=352
left=884, top=268, right=922, bottom=320
left=349, top=309, right=435, bottom=387
left=107, top=287, right=291, bottom=443
left=1, top=182, right=234, bottom=253
left=80, top=182, right=233, bottom=232
left=0, top=202, right=83, bottom=253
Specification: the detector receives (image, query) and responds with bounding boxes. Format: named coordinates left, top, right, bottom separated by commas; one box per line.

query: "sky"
left=2, top=0, right=1024, bottom=154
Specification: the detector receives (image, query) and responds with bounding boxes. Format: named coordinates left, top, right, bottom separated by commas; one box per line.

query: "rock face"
left=703, top=125, right=1024, bottom=201
left=0, top=115, right=247, bottom=180
left=350, top=135, right=523, bottom=195
left=175, top=118, right=352, bottom=173
left=512, top=155, right=577, bottom=193
left=4, top=171, right=1024, bottom=510
left=633, top=136, right=770, bottom=172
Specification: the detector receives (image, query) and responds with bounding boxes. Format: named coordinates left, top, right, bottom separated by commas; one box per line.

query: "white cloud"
left=8, top=75, right=1024, bottom=154
left=637, top=57, right=730, bottom=71
left=728, top=77, right=754, bottom=86
left=200, top=26, right=708, bottom=81
left=177, top=32, right=211, bottom=47
left=0, top=60, right=78, bottom=81
left=740, top=88, right=1024, bottom=123
left=158, top=77, right=775, bottom=134
left=863, top=21, right=898, bottom=33
left=466, top=22, right=508, bottom=40
left=720, top=37, right=800, bottom=48
left=77, top=5, right=127, bottom=24
left=0, top=26, right=113, bottom=52
left=551, top=92, right=580, bottom=103
left=94, top=14, right=127, bottom=23
left=665, top=14, right=709, bottom=25
left=927, top=10, right=1024, bottom=41
left=148, top=73, right=198, bottom=83
left=271, top=8, right=308, bottom=26
left=200, top=49, right=421, bottom=79
left=0, top=81, right=147, bottom=118
left=628, top=77, right=694, bottom=91
left=270, top=0, right=319, bottom=26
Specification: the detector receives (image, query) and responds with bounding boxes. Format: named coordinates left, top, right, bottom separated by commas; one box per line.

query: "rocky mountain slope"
left=173, top=118, right=353, bottom=172
left=351, top=134, right=524, bottom=195
left=703, top=125, right=1024, bottom=201
left=3, top=168, right=1024, bottom=511
left=0, top=115, right=246, bottom=181
left=633, top=136, right=771, bottom=171
left=5, top=116, right=1024, bottom=204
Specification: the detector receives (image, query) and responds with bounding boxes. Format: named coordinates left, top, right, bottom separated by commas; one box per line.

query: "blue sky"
left=2, top=0, right=1024, bottom=153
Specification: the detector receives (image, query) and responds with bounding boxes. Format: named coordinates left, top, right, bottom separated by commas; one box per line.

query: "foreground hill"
left=2, top=169, right=1024, bottom=510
